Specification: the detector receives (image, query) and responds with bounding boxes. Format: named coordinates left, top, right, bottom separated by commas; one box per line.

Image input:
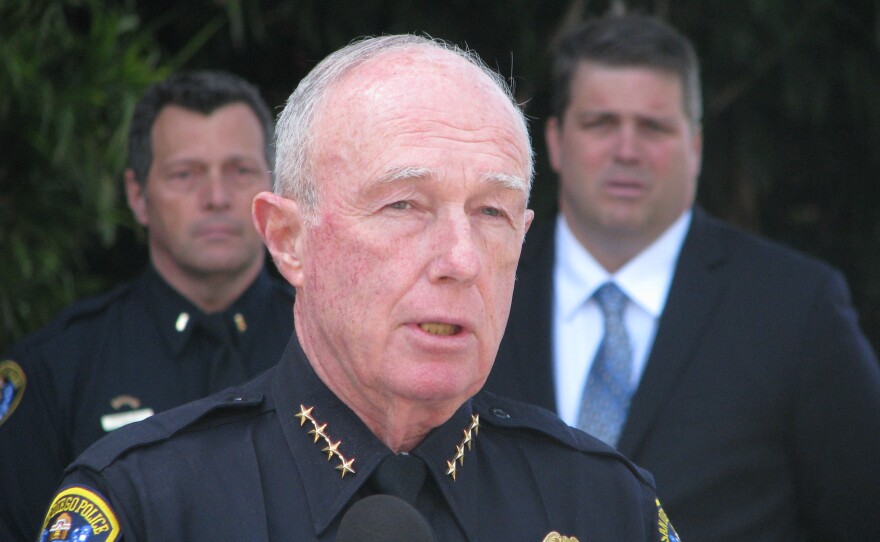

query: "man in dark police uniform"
left=37, top=35, right=681, bottom=541
left=0, top=71, right=294, bottom=541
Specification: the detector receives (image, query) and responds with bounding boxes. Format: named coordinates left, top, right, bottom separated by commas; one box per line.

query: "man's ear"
left=544, top=116, right=564, bottom=175
left=253, top=192, right=305, bottom=287
left=124, top=169, right=149, bottom=227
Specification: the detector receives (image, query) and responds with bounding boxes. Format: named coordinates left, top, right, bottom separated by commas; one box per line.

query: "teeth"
left=419, top=323, right=459, bottom=336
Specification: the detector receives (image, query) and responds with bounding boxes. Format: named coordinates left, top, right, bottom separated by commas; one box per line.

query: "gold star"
left=322, top=440, right=341, bottom=460
left=455, top=444, right=466, bottom=466
left=446, top=460, right=457, bottom=481
left=309, top=422, right=328, bottom=443
left=336, top=457, right=356, bottom=478
left=234, top=313, right=247, bottom=333
left=295, top=405, right=314, bottom=426
left=462, top=429, right=473, bottom=450
left=471, top=414, right=480, bottom=435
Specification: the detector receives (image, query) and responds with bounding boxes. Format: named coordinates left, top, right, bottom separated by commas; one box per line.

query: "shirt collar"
left=144, top=265, right=276, bottom=358
left=555, top=210, right=692, bottom=319
left=272, top=336, right=478, bottom=536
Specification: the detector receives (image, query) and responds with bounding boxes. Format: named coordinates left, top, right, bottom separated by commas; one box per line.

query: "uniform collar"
left=272, top=336, right=479, bottom=535
left=143, top=265, right=276, bottom=358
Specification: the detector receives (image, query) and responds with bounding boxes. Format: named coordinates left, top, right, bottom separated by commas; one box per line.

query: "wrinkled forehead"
left=314, top=48, right=530, bottom=168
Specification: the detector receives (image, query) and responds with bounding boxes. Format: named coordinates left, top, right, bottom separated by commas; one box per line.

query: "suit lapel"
left=617, top=209, right=730, bottom=457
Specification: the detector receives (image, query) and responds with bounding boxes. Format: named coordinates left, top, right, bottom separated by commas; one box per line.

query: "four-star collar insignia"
left=295, top=405, right=356, bottom=477
left=445, top=414, right=479, bottom=481
left=295, top=406, right=481, bottom=481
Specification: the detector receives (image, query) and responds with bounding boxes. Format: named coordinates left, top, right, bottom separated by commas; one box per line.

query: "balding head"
left=273, top=35, right=533, bottom=225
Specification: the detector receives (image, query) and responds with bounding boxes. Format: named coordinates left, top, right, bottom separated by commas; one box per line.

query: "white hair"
left=273, top=34, right=534, bottom=225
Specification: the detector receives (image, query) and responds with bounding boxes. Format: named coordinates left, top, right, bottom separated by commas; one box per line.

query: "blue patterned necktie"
left=577, top=282, right=634, bottom=447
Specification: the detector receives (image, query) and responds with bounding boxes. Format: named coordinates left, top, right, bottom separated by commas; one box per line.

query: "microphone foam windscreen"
left=336, top=494, right=436, bottom=542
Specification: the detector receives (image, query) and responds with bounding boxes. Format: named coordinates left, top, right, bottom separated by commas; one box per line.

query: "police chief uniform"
left=38, top=335, right=680, bottom=541
left=0, top=266, right=294, bottom=541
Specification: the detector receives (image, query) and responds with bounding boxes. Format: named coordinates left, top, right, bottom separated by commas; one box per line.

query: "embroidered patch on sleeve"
left=656, top=498, right=681, bottom=542
left=40, top=486, right=121, bottom=541
left=0, top=360, right=26, bottom=427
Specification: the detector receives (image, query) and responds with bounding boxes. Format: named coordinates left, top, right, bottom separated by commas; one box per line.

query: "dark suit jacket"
left=485, top=207, right=880, bottom=542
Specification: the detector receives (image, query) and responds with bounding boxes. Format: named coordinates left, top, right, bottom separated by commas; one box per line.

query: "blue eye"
left=388, top=201, right=411, bottom=210
left=482, top=207, right=503, bottom=218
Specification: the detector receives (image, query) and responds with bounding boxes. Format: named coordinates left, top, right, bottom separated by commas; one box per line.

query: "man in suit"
left=485, top=13, right=880, bottom=542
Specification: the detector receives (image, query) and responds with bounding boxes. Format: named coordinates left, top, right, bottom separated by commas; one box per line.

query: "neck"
left=151, top=255, right=264, bottom=314
left=570, top=227, right=646, bottom=274
left=294, top=314, right=462, bottom=453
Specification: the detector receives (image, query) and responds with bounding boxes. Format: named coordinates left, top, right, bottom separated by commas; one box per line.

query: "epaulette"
left=68, top=384, right=267, bottom=474
left=472, top=390, right=655, bottom=487
left=10, top=281, right=135, bottom=355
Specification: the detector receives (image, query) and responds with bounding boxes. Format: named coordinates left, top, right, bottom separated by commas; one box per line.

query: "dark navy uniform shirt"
left=0, top=266, right=294, bottom=541
left=38, top=336, right=679, bottom=541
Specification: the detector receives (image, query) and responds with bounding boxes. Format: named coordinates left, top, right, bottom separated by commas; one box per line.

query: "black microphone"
left=336, top=494, right=436, bottom=542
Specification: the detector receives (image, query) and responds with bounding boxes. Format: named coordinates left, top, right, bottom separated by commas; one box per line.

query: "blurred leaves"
left=0, top=0, right=169, bottom=351
left=3, top=0, right=880, bottom=352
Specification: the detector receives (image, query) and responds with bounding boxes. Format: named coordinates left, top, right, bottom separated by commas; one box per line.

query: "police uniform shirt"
left=0, top=266, right=294, bottom=542
left=40, top=336, right=680, bottom=541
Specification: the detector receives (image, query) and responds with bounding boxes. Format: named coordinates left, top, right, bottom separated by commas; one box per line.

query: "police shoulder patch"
left=41, top=485, right=121, bottom=541
left=0, top=359, right=26, bottom=426
left=656, top=498, right=681, bottom=542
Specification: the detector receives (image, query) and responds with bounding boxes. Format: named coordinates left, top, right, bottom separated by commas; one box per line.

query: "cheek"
left=307, top=222, right=407, bottom=308
left=564, top=134, right=605, bottom=168
left=482, top=243, right=520, bottom=317
left=148, top=197, right=187, bottom=234
left=650, top=142, right=690, bottom=175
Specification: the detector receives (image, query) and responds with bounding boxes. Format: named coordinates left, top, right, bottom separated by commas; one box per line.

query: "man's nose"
left=614, top=124, right=642, bottom=164
left=427, top=212, right=482, bottom=285
left=200, top=171, right=232, bottom=209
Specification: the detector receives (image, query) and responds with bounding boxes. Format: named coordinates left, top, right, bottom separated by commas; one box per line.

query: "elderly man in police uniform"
left=37, top=36, right=680, bottom=541
left=0, top=71, right=293, bottom=541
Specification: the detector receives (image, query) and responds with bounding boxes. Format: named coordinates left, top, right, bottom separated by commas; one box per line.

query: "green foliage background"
left=3, top=0, right=880, bottom=353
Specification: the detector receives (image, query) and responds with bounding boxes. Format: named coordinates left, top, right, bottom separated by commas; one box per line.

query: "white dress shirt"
left=552, top=211, right=692, bottom=426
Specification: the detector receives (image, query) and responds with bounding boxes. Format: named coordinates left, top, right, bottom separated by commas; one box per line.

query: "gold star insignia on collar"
left=542, top=532, right=579, bottom=542
left=446, top=459, right=459, bottom=481
left=309, top=422, right=328, bottom=443
left=295, top=405, right=314, bottom=425
left=322, top=439, right=341, bottom=460
left=445, top=414, right=479, bottom=481
left=234, top=313, right=247, bottom=333
left=295, top=404, right=356, bottom=478
left=336, top=457, right=356, bottom=478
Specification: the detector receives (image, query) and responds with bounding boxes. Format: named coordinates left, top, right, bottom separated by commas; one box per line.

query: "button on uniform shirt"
left=40, top=336, right=680, bottom=541
left=553, top=211, right=691, bottom=426
left=0, top=266, right=294, bottom=542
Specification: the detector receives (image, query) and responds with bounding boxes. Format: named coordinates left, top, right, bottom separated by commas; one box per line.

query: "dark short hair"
left=551, top=13, right=702, bottom=124
left=127, top=70, right=274, bottom=184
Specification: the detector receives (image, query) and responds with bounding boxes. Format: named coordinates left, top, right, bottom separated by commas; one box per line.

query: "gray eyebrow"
left=378, top=166, right=433, bottom=184
left=481, top=171, right=528, bottom=192
left=379, top=166, right=526, bottom=192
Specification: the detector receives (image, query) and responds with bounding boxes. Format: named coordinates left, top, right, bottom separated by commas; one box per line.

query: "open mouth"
left=418, top=323, right=461, bottom=336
